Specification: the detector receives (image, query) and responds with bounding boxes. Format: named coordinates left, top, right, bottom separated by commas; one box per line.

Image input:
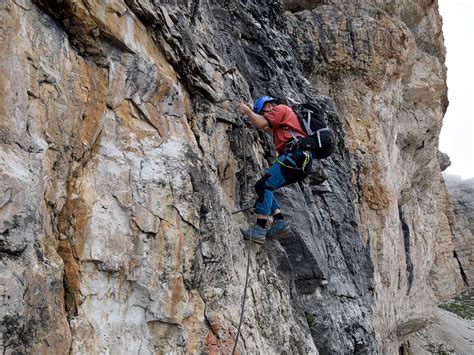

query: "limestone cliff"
left=444, top=176, right=474, bottom=287
left=0, top=0, right=466, bottom=353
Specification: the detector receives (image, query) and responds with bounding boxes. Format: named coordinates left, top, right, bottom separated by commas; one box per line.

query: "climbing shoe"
left=266, top=219, right=290, bottom=238
left=240, top=225, right=267, bottom=245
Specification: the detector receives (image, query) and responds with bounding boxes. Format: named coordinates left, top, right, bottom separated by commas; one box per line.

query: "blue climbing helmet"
left=253, top=96, right=275, bottom=114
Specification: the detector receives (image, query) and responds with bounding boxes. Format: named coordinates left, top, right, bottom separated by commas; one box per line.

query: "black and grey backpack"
left=291, top=102, right=336, bottom=159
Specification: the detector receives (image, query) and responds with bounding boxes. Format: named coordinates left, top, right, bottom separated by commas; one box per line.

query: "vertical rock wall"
left=444, top=176, right=474, bottom=286
left=0, top=0, right=466, bottom=354
left=284, top=1, right=465, bottom=351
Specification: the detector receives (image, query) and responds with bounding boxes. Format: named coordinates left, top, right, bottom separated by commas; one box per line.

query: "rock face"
left=409, top=308, right=474, bottom=355
left=0, top=0, right=467, bottom=354
left=444, top=176, right=474, bottom=286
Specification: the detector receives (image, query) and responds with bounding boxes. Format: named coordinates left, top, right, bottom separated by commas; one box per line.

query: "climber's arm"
left=239, top=103, right=272, bottom=132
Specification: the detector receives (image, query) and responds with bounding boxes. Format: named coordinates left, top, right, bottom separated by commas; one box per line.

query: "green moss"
left=63, top=278, right=77, bottom=318
left=305, top=312, right=317, bottom=328
left=438, top=288, right=474, bottom=320
left=426, top=343, right=451, bottom=355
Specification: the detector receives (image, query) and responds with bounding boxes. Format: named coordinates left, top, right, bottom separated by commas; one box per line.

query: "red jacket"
left=264, top=105, right=307, bottom=153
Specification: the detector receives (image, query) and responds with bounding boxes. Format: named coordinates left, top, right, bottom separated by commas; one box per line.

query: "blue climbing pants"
left=254, top=149, right=312, bottom=216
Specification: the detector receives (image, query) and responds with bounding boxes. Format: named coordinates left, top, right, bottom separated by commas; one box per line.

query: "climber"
left=238, top=96, right=313, bottom=244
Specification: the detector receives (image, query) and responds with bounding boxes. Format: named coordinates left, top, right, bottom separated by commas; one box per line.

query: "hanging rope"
left=228, top=74, right=256, bottom=353
left=243, top=125, right=248, bottom=197
left=231, top=123, right=253, bottom=214
left=232, top=226, right=251, bottom=355
left=231, top=126, right=253, bottom=355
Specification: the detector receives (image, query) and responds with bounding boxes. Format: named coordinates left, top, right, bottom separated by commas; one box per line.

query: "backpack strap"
left=287, top=128, right=299, bottom=141
left=282, top=126, right=304, bottom=148
left=316, top=128, right=331, bottom=148
left=303, top=110, right=314, bottom=135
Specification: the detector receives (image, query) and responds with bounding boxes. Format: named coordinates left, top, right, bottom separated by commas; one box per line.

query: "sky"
left=438, top=0, right=474, bottom=179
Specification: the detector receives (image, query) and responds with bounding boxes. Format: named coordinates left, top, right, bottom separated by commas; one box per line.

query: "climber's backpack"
left=291, top=102, right=336, bottom=159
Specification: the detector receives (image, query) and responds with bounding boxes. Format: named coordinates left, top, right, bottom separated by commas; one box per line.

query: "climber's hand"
left=238, top=103, right=253, bottom=117
left=238, top=102, right=269, bottom=130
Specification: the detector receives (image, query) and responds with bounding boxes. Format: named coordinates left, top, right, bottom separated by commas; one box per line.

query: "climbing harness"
left=276, top=150, right=312, bottom=171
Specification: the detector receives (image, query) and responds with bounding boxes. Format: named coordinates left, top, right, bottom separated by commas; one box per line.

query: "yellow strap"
left=276, top=151, right=311, bottom=170
left=302, top=151, right=311, bottom=171
left=276, top=157, right=297, bottom=169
